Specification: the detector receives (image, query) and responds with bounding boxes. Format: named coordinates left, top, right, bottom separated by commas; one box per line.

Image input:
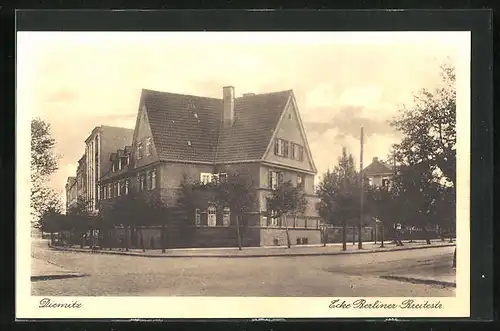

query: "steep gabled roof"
left=141, top=89, right=292, bottom=164
left=364, top=157, right=393, bottom=176
left=216, top=90, right=292, bottom=162
left=143, top=89, right=222, bottom=163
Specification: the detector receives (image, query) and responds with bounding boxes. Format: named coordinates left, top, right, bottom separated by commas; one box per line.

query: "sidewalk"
left=31, top=258, right=87, bottom=281
left=50, top=239, right=455, bottom=258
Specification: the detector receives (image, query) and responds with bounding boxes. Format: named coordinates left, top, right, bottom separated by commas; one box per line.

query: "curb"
left=379, top=275, right=456, bottom=288
left=50, top=243, right=456, bottom=258
left=31, top=273, right=88, bottom=282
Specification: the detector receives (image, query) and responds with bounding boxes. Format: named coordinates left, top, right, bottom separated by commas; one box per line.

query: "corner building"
left=99, top=86, right=323, bottom=248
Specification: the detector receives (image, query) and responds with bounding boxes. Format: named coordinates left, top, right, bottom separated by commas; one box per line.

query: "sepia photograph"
left=17, top=29, right=470, bottom=318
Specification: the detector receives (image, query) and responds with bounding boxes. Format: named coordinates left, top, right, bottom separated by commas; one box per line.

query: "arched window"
left=207, top=205, right=217, bottom=227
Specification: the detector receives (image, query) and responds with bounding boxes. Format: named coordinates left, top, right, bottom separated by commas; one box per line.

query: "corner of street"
left=32, top=237, right=456, bottom=297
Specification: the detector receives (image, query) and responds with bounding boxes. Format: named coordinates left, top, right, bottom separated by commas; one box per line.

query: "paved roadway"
left=31, top=238, right=455, bottom=297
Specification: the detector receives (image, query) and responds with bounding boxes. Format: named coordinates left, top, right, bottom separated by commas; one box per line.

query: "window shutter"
left=274, top=139, right=279, bottom=155
left=268, top=171, right=273, bottom=189
left=284, top=141, right=289, bottom=157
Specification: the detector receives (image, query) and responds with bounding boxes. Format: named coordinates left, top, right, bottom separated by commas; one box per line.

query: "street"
left=31, top=238, right=455, bottom=297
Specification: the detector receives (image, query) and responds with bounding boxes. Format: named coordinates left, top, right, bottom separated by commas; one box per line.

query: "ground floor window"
left=207, top=205, right=217, bottom=227
left=195, top=208, right=201, bottom=226
left=223, top=207, right=230, bottom=227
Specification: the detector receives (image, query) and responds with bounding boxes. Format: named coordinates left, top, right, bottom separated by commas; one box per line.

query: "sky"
left=17, top=31, right=464, bottom=198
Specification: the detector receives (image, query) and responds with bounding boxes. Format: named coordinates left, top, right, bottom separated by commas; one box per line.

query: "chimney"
left=373, top=157, right=379, bottom=163
left=223, top=86, right=235, bottom=128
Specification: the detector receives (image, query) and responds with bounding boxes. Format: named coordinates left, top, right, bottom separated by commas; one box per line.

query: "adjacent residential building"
left=76, top=154, right=87, bottom=203
left=98, top=86, right=322, bottom=248
left=364, top=157, right=393, bottom=188
left=84, top=126, right=134, bottom=213
left=65, top=176, right=78, bottom=213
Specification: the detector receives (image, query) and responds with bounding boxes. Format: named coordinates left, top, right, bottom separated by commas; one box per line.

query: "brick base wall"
left=260, top=228, right=321, bottom=246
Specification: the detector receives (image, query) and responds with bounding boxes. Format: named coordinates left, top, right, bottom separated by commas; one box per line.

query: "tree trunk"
left=125, top=225, right=130, bottom=252
left=423, top=227, right=431, bottom=245
left=140, top=227, right=145, bottom=252
left=380, top=225, right=385, bottom=248
left=284, top=215, right=291, bottom=248
left=161, top=224, right=166, bottom=253
left=235, top=215, right=242, bottom=251
left=342, top=219, right=347, bottom=251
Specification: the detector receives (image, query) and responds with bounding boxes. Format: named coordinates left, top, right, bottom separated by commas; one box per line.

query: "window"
left=147, top=172, right=152, bottom=190
left=223, top=207, right=230, bottom=227
left=297, top=174, right=304, bottom=187
left=118, top=158, right=122, bottom=170
left=112, top=162, right=116, bottom=172
left=291, top=143, right=296, bottom=159
left=141, top=174, right=146, bottom=191
left=151, top=170, right=156, bottom=189
left=269, top=211, right=278, bottom=227
left=207, top=206, right=217, bottom=227
left=298, top=145, right=304, bottom=161
left=146, top=137, right=152, bottom=156
left=107, top=184, right=112, bottom=198
left=99, top=186, right=104, bottom=200
left=117, top=181, right=121, bottom=196
left=200, top=173, right=213, bottom=185
left=274, top=138, right=289, bottom=157
left=125, top=179, right=129, bottom=195
left=195, top=209, right=201, bottom=226
left=382, top=178, right=390, bottom=187
left=268, top=170, right=284, bottom=189
left=125, top=156, right=129, bottom=166
left=137, top=142, right=143, bottom=159
left=219, top=173, right=227, bottom=182
left=114, top=182, right=119, bottom=197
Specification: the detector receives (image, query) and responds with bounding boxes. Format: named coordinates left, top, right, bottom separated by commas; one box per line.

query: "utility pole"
left=342, top=146, right=347, bottom=251
left=358, top=126, right=364, bottom=249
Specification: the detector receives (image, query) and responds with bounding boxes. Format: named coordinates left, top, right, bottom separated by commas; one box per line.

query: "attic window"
left=288, top=113, right=292, bottom=120
left=187, top=140, right=192, bottom=147
left=194, top=113, right=199, bottom=119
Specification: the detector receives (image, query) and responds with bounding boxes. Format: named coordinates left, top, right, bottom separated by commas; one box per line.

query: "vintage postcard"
left=16, top=30, right=470, bottom=319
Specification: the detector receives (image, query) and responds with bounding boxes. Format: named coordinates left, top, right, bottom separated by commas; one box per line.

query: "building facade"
left=76, top=154, right=87, bottom=203
left=65, top=176, right=78, bottom=213
left=364, top=157, right=393, bottom=188
left=84, top=126, right=134, bottom=213
left=98, top=86, right=322, bottom=248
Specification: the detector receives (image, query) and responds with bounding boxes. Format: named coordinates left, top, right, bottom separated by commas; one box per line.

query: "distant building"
left=98, top=86, right=322, bottom=248
left=364, top=157, right=393, bottom=188
left=65, top=176, right=77, bottom=213
left=84, top=126, right=134, bottom=213
left=76, top=154, right=87, bottom=205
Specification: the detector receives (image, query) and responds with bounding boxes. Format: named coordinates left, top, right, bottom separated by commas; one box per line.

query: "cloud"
left=17, top=31, right=462, bottom=195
